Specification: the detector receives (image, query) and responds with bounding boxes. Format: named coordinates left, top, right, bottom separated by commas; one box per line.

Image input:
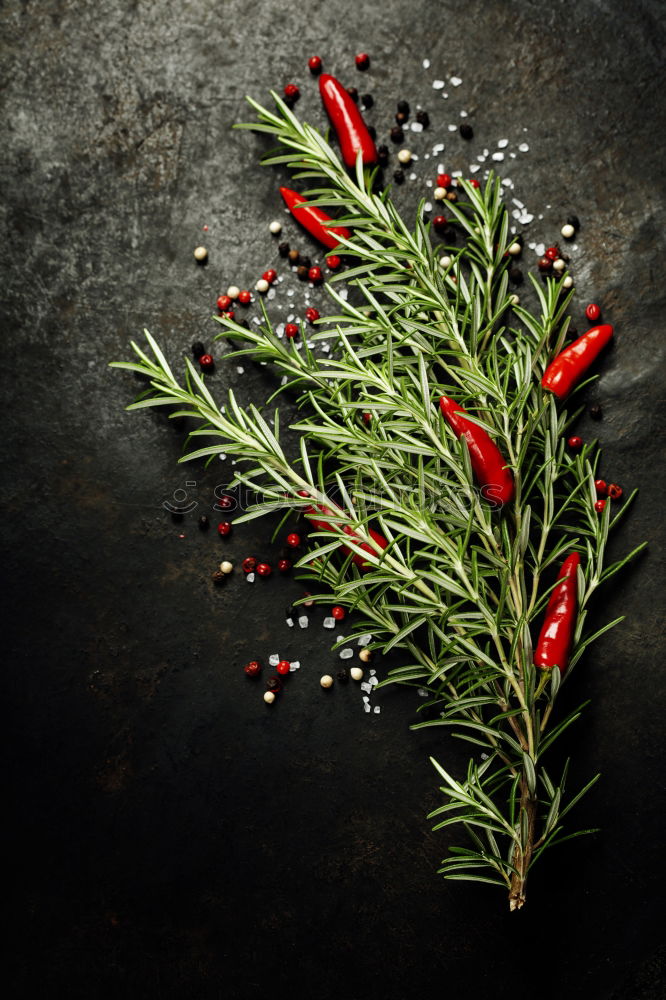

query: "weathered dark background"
left=2, top=1, right=665, bottom=997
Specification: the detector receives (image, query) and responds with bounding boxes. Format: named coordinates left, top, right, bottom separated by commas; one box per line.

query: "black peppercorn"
left=416, top=109, right=430, bottom=128
left=393, top=168, right=405, bottom=184
left=346, top=86, right=359, bottom=103
left=337, top=669, right=349, bottom=684
left=390, top=126, right=404, bottom=143
left=566, top=214, right=580, bottom=231
left=198, top=515, right=210, bottom=530
left=278, top=242, right=290, bottom=257
left=300, top=255, right=311, bottom=270
left=288, top=249, right=300, bottom=265
left=589, top=404, right=603, bottom=420
left=211, top=570, right=225, bottom=584
left=267, top=676, right=282, bottom=693
left=377, top=144, right=389, bottom=166
left=538, top=256, right=553, bottom=273
left=509, top=267, right=523, bottom=285
left=459, top=122, right=474, bottom=139
left=397, top=99, right=410, bottom=115
left=297, top=265, right=309, bottom=281
left=395, top=111, right=408, bottom=125
left=191, top=341, right=205, bottom=358
left=237, top=319, right=250, bottom=330
left=367, top=124, right=376, bottom=140
left=361, top=93, right=374, bottom=109
left=568, top=325, right=578, bottom=339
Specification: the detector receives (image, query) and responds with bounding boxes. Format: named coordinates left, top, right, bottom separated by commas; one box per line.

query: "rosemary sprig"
left=111, top=92, right=644, bottom=910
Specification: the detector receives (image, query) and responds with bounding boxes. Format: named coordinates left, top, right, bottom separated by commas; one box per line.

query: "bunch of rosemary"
left=111, top=93, right=643, bottom=910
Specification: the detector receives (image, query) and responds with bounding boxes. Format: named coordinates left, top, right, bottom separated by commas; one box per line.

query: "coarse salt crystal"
left=340, top=648, right=354, bottom=659
left=448, top=124, right=457, bottom=132
left=424, top=201, right=432, bottom=212
left=417, top=687, right=430, bottom=698
left=358, top=634, right=372, bottom=646
left=252, top=317, right=261, bottom=325
left=364, top=703, right=371, bottom=713
left=361, top=681, right=372, bottom=693
left=289, top=660, right=300, bottom=671
left=236, top=365, right=245, bottom=374
left=323, top=616, right=335, bottom=629
left=298, top=615, right=309, bottom=628
left=423, top=58, right=430, bottom=69
left=410, top=122, right=424, bottom=132
left=469, top=164, right=480, bottom=173
left=450, top=76, right=462, bottom=86
left=369, top=675, right=378, bottom=686
left=535, top=243, right=545, bottom=256
left=492, top=152, right=504, bottom=161
left=432, top=79, right=445, bottom=89
left=432, top=143, right=444, bottom=154
left=246, top=573, right=255, bottom=583
left=497, top=138, right=509, bottom=148
left=269, top=653, right=279, bottom=666
left=286, top=617, right=294, bottom=628
left=409, top=172, right=417, bottom=181
left=369, top=669, right=376, bottom=676
left=519, top=142, right=529, bottom=152
left=460, top=109, right=468, bottom=118
left=373, top=706, right=381, bottom=714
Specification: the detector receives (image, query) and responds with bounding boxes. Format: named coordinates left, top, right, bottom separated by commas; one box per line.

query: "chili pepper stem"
left=508, top=778, right=538, bottom=911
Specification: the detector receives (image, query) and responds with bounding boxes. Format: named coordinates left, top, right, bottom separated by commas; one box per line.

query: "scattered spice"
left=199, top=354, right=214, bottom=372
left=320, top=674, right=334, bottom=688
left=585, top=303, right=601, bottom=322
left=308, top=55, right=322, bottom=74
left=355, top=52, right=370, bottom=70
left=459, top=122, right=473, bottom=139
left=244, top=660, right=262, bottom=678
left=217, top=521, right=232, bottom=537
left=193, top=245, right=208, bottom=262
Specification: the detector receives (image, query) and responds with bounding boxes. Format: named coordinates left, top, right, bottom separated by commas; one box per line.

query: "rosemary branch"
left=111, top=91, right=644, bottom=910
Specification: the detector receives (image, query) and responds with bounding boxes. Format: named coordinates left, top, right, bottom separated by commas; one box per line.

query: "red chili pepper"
left=318, top=73, right=377, bottom=168
left=541, top=324, right=613, bottom=399
left=279, top=187, right=351, bottom=251
left=534, top=552, right=580, bottom=673
left=297, top=491, right=387, bottom=569
left=438, top=396, right=514, bottom=506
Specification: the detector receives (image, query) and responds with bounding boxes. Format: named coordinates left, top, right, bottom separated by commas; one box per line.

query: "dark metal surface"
left=2, top=1, right=666, bottom=997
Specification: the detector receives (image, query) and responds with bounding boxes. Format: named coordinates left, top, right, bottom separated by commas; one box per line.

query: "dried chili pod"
left=297, top=491, right=387, bottom=570
left=279, top=187, right=351, bottom=251
left=439, top=396, right=514, bottom=506
left=541, top=324, right=614, bottom=399
left=534, top=552, right=580, bottom=673
left=318, top=73, right=378, bottom=168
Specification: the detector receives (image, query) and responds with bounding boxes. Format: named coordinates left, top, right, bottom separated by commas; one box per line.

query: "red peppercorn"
left=217, top=495, right=234, bottom=510
left=305, top=307, right=320, bottom=323
left=469, top=178, right=481, bottom=189
left=326, top=255, right=341, bottom=270
left=263, top=268, right=278, bottom=284
left=437, top=173, right=452, bottom=189
left=538, top=256, right=553, bottom=272
left=595, top=479, right=607, bottom=495
left=567, top=435, right=583, bottom=450
left=276, top=659, right=291, bottom=675
left=362, top=411, right=372, bottom=424
left=284, top=83, right=300, bottom=100
left=216, top=295, right=232, bottom=311
left=221, top=310, right=235, bottom=321
left=586, top=303, right=601, bottom=322
left=607, top=483, right=623, bottom=500
left=242, top=557, right=257, bottom=574
left=433, top=215, right=448, bottom=233
left=238, top=290, right=252, bottom=305
left=277, top=558, right=292, bottom=572
left=286, top=533, right=301, bottom=548
left=308, top=56, right=322, bottom=74
left=244, top=660, right=262, bottom=678
left=594, top=498, right=607, bottom=513
left=284, top=323, right=299, bottom=339
left=256, top=562, right=272, bottom=577
left=199, top=354, right=214, bottom=371
left=355, top=52, right=370, bottom=70
left=217, top=521, right=232, bottom=537
left=308, top=266, right=323, bottom=284
left=332, top=606, right=346, bottom=621
left=545, top=246, right=559, bottom=261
